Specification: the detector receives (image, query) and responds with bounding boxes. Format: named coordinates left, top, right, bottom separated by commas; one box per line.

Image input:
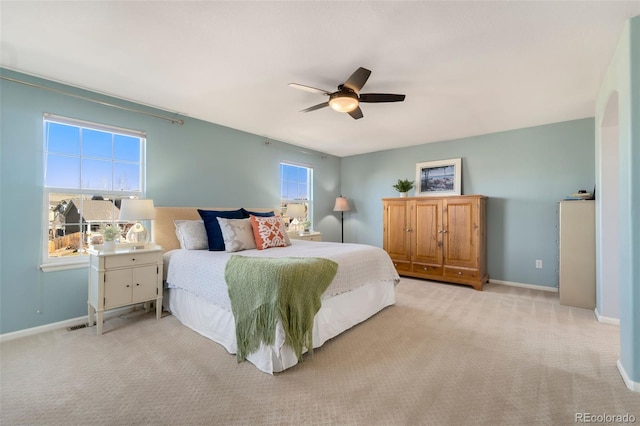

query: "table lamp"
left=286, top=203, right=306, bottom=232
left=119, top=199, right=156, bottom=247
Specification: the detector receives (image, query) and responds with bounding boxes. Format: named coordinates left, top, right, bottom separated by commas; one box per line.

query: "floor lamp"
left=333, top=196, right=351, bottom=243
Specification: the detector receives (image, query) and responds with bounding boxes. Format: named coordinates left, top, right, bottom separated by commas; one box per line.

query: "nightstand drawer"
left=105, top=252, right=158, bottom=269
left=288, top=231, right=322, bottom=241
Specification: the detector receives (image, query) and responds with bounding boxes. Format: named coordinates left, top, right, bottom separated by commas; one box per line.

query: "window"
left=43, top=114, right=146, bottom=268
left=280, top=162, right=313, bottom=232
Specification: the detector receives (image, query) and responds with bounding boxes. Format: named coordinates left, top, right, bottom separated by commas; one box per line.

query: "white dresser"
left=558, top=201, right=595, bottom=309
left=88, top=245, right=163, bottom=335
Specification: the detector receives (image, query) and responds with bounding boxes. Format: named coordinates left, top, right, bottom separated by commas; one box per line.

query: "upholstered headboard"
left=152, top=207, right=278, bottom=252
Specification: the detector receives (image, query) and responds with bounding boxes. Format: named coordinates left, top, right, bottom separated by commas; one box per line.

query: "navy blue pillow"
left=197, top=209, right=245, bottom=251
left=241, top=208, right=275, bottom=218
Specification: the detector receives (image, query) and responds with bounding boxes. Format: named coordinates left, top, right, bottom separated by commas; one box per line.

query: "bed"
left=154, top=207, right=400, bottom=374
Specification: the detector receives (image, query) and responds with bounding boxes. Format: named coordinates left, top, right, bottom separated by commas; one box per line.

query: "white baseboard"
left=594, top=307, right=620, bottom=325
left=0, top=305, right=140, bottom=343
left=489, top=279, right=558, bottom=292
left=617, top=359, right=640, bottom=392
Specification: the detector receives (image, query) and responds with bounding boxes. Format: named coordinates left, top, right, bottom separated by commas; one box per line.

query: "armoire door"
left=412, top=199, right=443, bottom=267
left=443, top=197, right=479, bottom=269
left=383, top=200, right=411, bottom=271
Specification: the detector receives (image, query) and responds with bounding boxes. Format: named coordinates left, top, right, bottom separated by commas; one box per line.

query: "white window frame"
left=41, top=114, right=146, bottom=271
left=280, top=162, right=313, bottom=231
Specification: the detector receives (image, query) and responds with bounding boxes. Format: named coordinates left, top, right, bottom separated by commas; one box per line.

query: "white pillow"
left=216, top=217, right=256, bottom=252
left=174, top=220, right=208, bottom=250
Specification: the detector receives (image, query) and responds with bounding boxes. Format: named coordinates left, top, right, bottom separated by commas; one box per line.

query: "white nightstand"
left=288, top=231, right=322, bottom=242
left=87, top=245, right=163, bottom=335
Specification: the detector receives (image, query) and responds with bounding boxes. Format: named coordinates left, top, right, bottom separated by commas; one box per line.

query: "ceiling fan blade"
left=300, top=102, right=329, bottom=113
left=359, top=93, right=406, bottom=103
left=343, top=67, right=371, bottom=93
left=288, top=83, right=330, bottom=96
left=348, top=107, right=364, bottom=120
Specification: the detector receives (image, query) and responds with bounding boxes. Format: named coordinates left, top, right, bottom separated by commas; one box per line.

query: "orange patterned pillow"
left=249, top=215, right=292, bottom=250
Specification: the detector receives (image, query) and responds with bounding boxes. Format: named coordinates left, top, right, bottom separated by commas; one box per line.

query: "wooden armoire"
left=382, top=195, right=488, bottom=290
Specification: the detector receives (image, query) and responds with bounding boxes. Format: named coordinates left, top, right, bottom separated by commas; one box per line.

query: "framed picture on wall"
left=415, top=158, right=462, bottom=196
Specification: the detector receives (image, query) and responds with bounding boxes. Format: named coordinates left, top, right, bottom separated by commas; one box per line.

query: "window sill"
left=40, top=259, right=88, bottom=272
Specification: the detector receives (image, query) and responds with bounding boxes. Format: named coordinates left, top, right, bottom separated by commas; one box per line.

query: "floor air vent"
left=67, top=324, right=88, bottom=331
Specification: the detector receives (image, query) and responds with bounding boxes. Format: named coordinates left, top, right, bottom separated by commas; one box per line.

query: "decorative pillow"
left=174, top=220, right=208, bottom=250
left=241, top=208, right=275, bottom=218
left=198, top=209, right=245, bottom=251
left=249, top=215, right=292, bottom=250
left=216, top=217, right=256, bottom=252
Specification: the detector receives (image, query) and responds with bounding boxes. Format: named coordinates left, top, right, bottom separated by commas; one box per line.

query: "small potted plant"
left=392, top=179, right=415, bottom=197
left=299, top=219, right=311, bottom=234
left=101, top=225, right=120, bottom=252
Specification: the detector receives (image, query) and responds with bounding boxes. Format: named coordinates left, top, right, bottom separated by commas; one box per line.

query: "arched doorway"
left=596, top=92, right=620, bottom=321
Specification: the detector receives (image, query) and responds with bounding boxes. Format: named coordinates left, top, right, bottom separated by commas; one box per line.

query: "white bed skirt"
left=164, top=281, right=396, bottom=374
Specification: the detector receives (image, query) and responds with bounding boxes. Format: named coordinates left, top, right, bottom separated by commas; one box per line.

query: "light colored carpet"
left=1, top=278, right=638, bottom=425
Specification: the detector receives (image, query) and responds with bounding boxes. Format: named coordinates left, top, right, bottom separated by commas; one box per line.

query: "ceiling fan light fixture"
left=290, top=67, right=405, bottom=119
left=329, top=92, right=359, bottom=113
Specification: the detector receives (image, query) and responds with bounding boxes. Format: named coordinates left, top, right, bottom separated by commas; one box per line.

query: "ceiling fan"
left=288, top=67, right=405, bottom=120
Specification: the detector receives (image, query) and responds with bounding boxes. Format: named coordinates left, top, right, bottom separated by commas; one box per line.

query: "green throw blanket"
left=225, top=255, right=338, bottom=363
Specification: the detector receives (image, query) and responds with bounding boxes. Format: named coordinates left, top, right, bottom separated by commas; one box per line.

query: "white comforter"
left=164, top=239, right=399, bottom=310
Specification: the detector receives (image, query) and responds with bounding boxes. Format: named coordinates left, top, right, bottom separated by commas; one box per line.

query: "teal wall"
left=340, top=119, right=595, bottom=289
left=0, top=69, right=342, bottom=334
left=0, top=68, right=601, bottom=337
left=595, top=16, right=640, bottom=389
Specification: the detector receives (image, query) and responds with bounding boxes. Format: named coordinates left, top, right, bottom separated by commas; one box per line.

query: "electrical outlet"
left=536, top=260, right=543, bottom=269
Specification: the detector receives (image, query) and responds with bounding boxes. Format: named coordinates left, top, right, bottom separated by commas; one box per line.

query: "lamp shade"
left=333, top=197, right=351, bottom=212
left=119, top=199, right=156, bottom=221
left=286, top=203, right=306, bottom=218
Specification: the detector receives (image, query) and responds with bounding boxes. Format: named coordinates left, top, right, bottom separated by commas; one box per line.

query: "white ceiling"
left=1, top=1, right=639, bottom=157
